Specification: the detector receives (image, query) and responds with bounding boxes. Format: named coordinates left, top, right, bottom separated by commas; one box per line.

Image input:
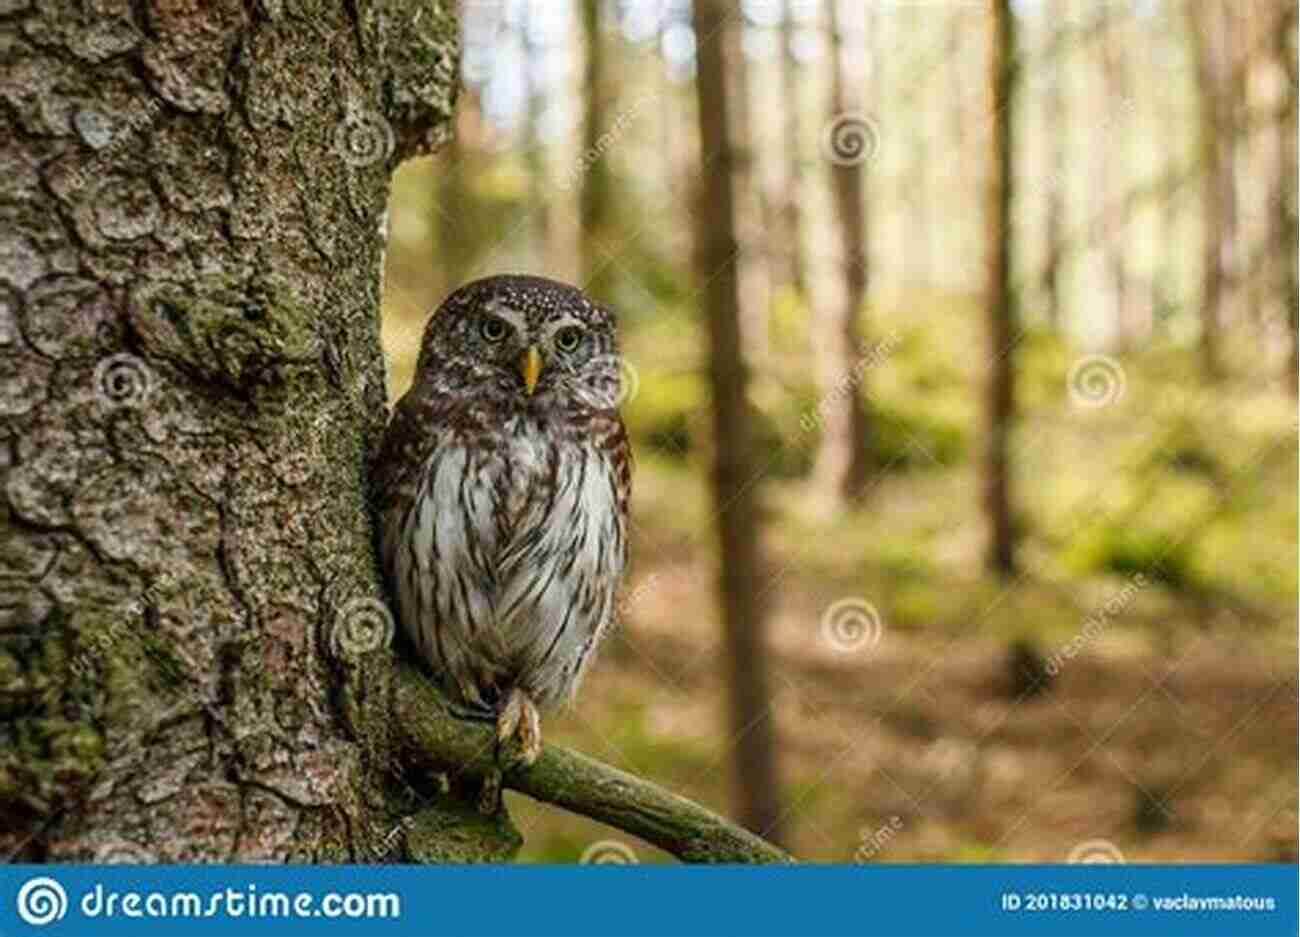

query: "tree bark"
left=982, top=0, right=1018, bottom=578
left=689, top=0, right=784, bottom=846
left=0, top=0, right=536, bottom=864
left=1098, top=17, right=1131, bottom=348
left=811, top=0, right=871, bottom=504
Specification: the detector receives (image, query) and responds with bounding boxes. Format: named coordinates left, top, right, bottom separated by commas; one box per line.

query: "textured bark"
left=690, top=0, right=784, bottom=845
left=981, top=0, right=1017, bottom=577
left=0, top=0, right=511, bottom=863
left=811, top=0, right=871, bottom=504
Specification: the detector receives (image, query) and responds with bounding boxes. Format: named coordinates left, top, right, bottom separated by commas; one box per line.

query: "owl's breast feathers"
left=377, top=387, right=629, bottom=708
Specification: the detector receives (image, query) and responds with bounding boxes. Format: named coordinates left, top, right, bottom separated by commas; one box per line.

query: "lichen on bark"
left=0, top=0, right=474, bottom=862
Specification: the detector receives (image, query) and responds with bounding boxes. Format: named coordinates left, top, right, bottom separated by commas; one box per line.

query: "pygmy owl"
left=375, top=274, right=631, bottom=767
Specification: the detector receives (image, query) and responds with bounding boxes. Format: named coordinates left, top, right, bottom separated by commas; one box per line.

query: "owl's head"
left=415, top=274, right=623, bottom=413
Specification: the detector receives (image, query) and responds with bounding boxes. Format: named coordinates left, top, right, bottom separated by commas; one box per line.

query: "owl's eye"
left=480, top=317, right=508, bottom=343
left=554, top=326, right=582, bottom=353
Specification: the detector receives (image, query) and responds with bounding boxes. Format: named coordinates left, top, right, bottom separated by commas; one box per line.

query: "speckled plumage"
left=374, top=274, right=631, bottom=763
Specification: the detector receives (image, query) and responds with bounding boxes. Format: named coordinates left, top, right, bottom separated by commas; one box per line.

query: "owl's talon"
left=495, top=688, right=542, bottom=767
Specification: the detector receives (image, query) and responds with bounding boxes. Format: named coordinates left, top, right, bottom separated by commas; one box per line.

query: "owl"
left=374, top=274, right=631, bottom=767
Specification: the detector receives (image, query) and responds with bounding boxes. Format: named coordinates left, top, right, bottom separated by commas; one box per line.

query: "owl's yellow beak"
left=519, top=345, right=543, bottom=396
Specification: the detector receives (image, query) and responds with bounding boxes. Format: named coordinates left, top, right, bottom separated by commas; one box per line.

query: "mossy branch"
left=392, top=662, right=792, bottom=864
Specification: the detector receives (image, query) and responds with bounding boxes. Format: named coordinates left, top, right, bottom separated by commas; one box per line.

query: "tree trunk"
left=689, top=0, right=784, bottom=845
left=0, top=0, right=521, bottom=863
left=1099, top=18, right=1131, bottom=348
left=811, top=0, right=871, bottom=504
left=779, top=0, right=807, bottom=298
left=1278, top=2, right=1299, bottom=396
left=1189, top=0, right=1227, bottom=381
left=1040, top=0, right=1067, bottom=332
left=579, top=0, right=614, bottom=298
left=982, top=0, right=1018, bottom=577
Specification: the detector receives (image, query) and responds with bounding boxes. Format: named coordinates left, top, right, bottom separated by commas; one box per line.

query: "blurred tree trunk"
left=436, top=92, right=484, bottom=299
left=780, top=0, right=808, bottom=298
left=982, top=0, right=1018, bottom=577
left=690, top=0, right=785, bottom=845
left=811, top=0, right=872, bottom=503
left=1099, top=20, right=1132, bottom=348
left=579, top=0, right=615, bottom=297
left=0, top=0, right=508, bottom=862
left=730, top=7, right=772, bottom=365
left=523, top=0, right=553, bottom=272
left=1040, top=0, right=1067, bottom=331
left=1276, top=2, right=1298, bottom=396
left=1189, top=0, right=1230, bottom=381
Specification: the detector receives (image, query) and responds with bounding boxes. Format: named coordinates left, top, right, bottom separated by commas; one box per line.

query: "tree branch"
left=392, top=662, right=793, bottom=864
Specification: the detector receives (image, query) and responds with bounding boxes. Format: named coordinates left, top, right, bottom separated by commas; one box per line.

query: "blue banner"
left=0, top=864, right=1294, bottom=937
